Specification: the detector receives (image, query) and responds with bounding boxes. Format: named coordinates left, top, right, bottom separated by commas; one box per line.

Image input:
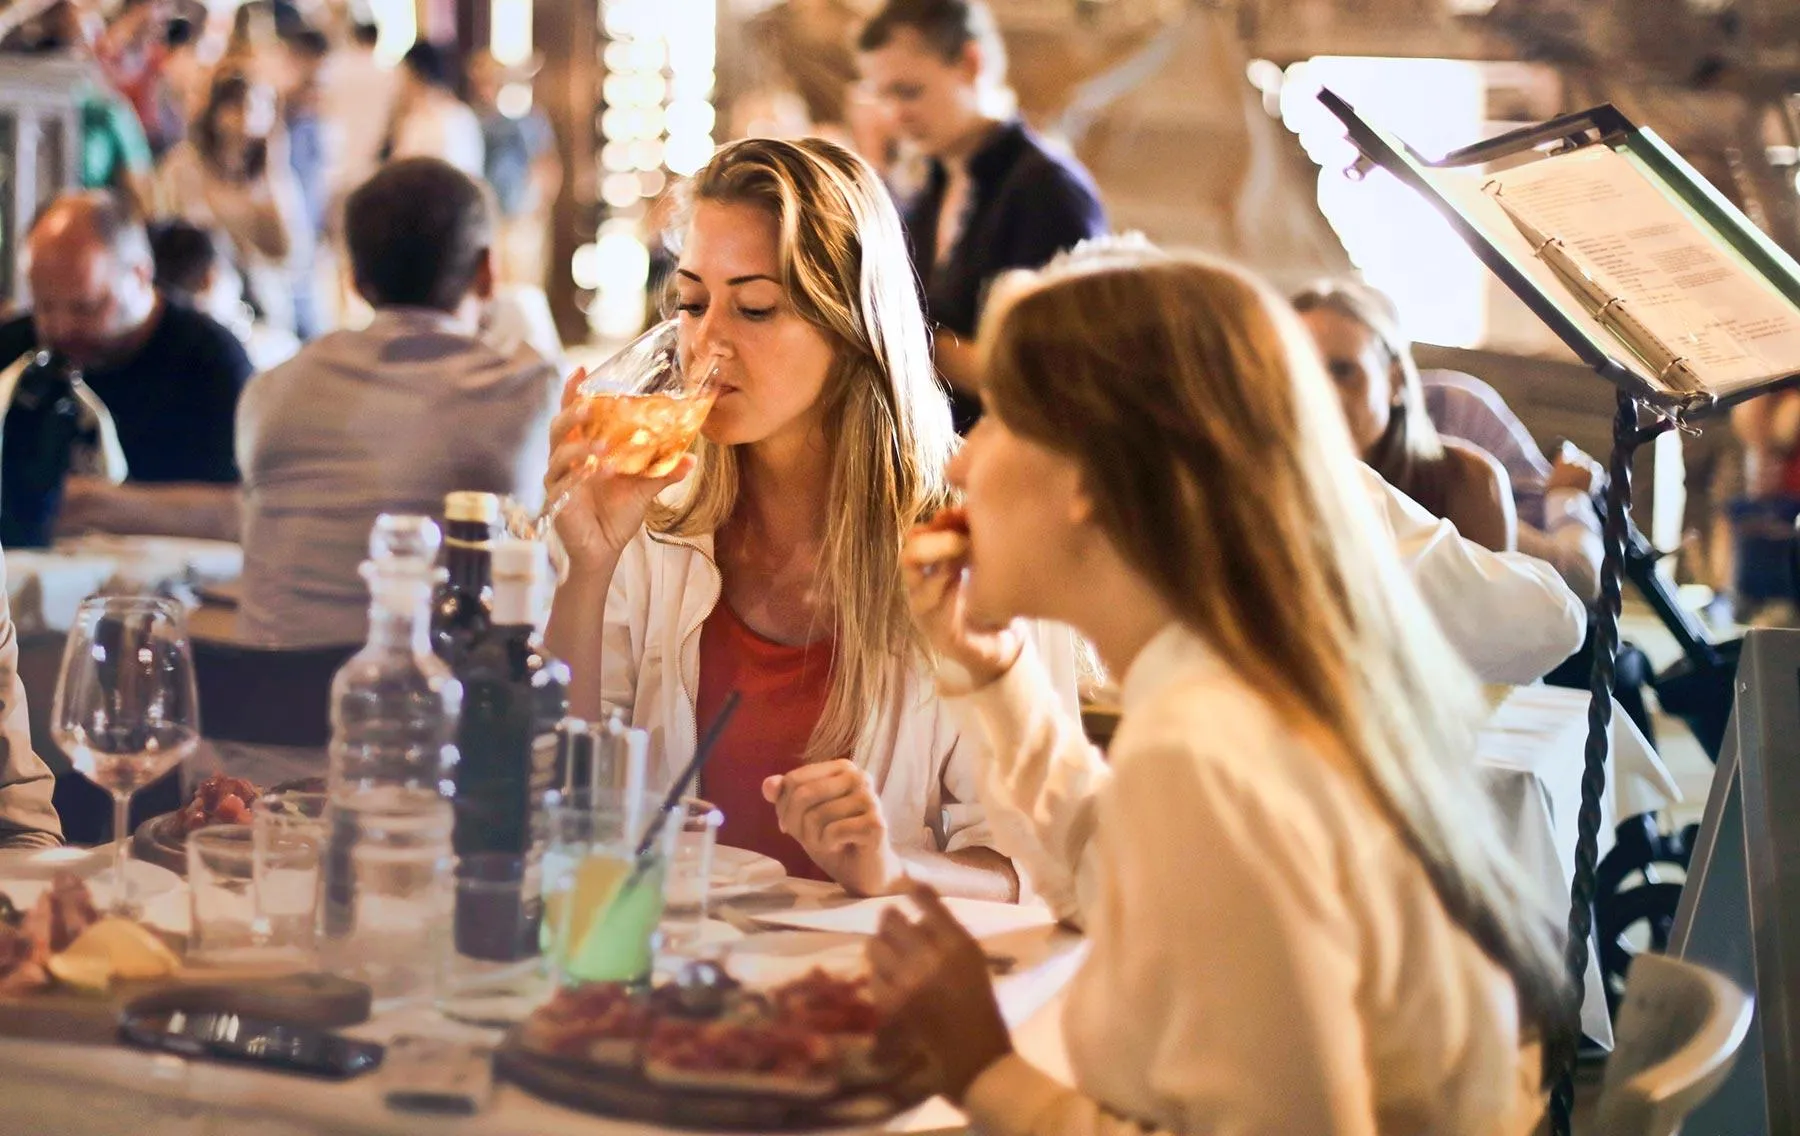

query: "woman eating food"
left=1294, top=279, right=1516, bottom=552
left=543, top=136, right=1078, bottom=900
left=880, top=251, right=1570, bottom=1133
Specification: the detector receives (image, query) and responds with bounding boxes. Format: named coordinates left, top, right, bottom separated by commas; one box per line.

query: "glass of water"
left=187, top=826, right=258, bottom=961
left=253, top=790, right=327, bottom=962
left=660, top=799, right=722, bottom=955
left=438, top=852, right=545, bottom=1027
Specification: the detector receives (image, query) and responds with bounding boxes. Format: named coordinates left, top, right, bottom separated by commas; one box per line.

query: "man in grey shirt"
left=236, top=158, right=560, bottom=647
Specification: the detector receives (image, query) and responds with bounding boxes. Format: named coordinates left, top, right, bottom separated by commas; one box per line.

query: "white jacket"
left=596, top=528, right=1084, bottom=858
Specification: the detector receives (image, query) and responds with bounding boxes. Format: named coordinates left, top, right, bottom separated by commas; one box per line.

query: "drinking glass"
left=660, top=798, right=722, bottom=954
left=253, top=791, right=327, bottom=960
left=438, top=852, right=545, bottom=1027
left=188, top=825, right=258, bottom=960
left=517, top=319, right=723, bottom=539
left=52, top=595, right=200, bottom=915
left=542, top=789, right=677, bottom=985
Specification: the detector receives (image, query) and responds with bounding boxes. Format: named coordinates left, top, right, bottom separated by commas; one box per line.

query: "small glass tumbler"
left=187, top=825, right=259, bottom=961
left=253, top=791, right=328, bottom=962
left=438, top=852, right=545, bottom=1027
left=660, top=799, right=722, bottom=954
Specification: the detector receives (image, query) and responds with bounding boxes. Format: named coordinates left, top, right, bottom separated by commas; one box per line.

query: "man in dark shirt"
left=0, top=192, right=251, bottom=540
left=857, top=0, right=1106, bottom=432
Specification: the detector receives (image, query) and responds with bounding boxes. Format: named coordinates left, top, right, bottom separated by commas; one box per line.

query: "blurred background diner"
left=0, top=0, right=1797, bottom=1127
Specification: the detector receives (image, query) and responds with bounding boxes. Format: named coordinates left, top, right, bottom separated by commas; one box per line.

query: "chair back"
left=1594, top=952, right=1754, bottom=1136
left=192, top=639, right=358, bottom=748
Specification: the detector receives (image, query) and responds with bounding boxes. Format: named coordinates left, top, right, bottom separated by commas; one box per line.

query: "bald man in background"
left=0, top=192, right=250, bottom=541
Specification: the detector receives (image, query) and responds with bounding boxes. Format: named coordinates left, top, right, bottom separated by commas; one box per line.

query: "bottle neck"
left=443, top=520, right=493, bottom=595
left=367, top=577, right=434, bottom=654
left=490, top=576, right=534, bottom=626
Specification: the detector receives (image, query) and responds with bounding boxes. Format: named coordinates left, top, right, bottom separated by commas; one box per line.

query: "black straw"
left=632, top=690, right=740, bottom=861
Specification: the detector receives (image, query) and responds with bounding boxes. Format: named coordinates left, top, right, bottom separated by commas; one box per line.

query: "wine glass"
left=515, top=318, right=724, bottom=539
left=51, top=595, right=200, bottom=915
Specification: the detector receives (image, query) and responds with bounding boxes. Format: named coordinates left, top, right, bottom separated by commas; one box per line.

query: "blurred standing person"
left=385, top=41, right=484, bottom=177
left=321, top=22, right=398, bottom=204
left=856, top=0, right=1106, bottom=433
left=8, top=0, right=158, bottom=215
left=154, top=17, right=209, bottom=155
left=94, top=0, right=172, bottom=150
left=469, top=51, right=561, bottom=288
left=278, top=26, right=331, bottom=337
left=155, top=70, right=311, bottom=336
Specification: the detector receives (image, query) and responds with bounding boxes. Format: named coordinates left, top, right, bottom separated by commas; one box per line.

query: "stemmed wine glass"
left=513, top=318, right=724, bottom=540
left=51, top=595, right=200, bottom=915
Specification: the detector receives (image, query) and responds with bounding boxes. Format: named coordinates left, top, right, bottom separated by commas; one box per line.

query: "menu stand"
left=1318, top=91, right=1800, bottom=1136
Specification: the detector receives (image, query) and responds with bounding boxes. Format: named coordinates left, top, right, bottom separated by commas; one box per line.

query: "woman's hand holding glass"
left=867, top=881, right=1012, bottom=1103
left=545, top=368, right=698, bottom=568
left=901, top=524, right=1023, bottom=692
left=760, top=760, right=904, bottom=897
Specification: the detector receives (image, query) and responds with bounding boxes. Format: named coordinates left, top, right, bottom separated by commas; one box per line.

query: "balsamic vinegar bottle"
left=446, top=539, right=569, bottom=960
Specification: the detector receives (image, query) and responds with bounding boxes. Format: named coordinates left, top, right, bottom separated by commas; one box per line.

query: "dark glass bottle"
left=432, top=491, right=499, bottom=661
left=1, top=351, right=100, bottom=548
left=447, top=540, right=568, bottom=960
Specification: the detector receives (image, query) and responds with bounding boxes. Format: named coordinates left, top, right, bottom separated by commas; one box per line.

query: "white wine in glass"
left=51, top=596, right=200, bottom=915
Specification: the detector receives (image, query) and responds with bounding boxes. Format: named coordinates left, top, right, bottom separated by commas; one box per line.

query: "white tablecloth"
left=5, top=535, right=242, bottom=634
left=1475, top=683, right=1681, bottom=1048
left=0, top=880, right=1086, bottom=1136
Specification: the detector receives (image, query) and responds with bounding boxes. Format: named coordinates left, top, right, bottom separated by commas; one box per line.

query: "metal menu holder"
left=1318, top=90, right=1800, bottom=1136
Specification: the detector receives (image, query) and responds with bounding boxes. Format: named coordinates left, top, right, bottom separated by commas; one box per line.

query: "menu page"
left=1483, top=146, right=1800, bottom=395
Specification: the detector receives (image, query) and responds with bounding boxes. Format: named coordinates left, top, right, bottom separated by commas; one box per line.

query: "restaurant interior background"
left=8, top=0, right=1796, bottom=560
left=0, top=0, right=1796, bottom=1129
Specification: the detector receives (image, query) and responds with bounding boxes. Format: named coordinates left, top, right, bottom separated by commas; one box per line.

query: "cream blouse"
left=950, top=625, right=1544, bottom=1136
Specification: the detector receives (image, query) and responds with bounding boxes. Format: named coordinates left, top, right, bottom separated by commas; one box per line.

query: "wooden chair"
left=1593, top=952, right=1753, bottom=1136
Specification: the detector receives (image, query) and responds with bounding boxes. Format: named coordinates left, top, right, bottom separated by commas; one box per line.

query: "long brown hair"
left=1291, top=279, right=1454, bottom=516
left=983, top=252, right=1573, bottom=1046
left=655, top=137, right=956, bottom=760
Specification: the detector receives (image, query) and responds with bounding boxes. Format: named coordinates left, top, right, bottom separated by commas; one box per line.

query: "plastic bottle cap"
left=445, top=492, right=503, bottom=525
left=369, top=514, right=443, bottom=563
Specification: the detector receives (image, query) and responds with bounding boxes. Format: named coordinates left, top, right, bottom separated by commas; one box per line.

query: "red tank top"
left=695, top=600, right=835, bottom=881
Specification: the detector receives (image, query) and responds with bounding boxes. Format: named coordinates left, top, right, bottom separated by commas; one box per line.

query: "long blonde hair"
left=983, top=252, right=1573, bottom=1045
left=655, top=137, right=957, bottom=760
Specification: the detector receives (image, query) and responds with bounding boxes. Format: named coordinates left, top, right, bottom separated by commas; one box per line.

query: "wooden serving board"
left=494, top=1035, right=933, bottom=1132
left=0, top=969, right=371, bottom=1047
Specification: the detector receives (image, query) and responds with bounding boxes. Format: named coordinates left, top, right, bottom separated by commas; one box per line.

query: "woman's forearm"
left=545, top=562, right=619, bottom=720
left=898, top=847, right=1019, bottom=903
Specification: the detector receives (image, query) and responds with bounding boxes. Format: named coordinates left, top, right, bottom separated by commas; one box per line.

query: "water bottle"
left=318, top=515, right=462, bottom=1005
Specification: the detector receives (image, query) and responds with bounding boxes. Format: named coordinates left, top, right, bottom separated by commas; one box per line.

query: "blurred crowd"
left=1, top=0, right=562, bottom=365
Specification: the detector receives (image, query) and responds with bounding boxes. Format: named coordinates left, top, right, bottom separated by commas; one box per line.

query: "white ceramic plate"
left=710, top=845, right=786, bottom=896
left=0, top=846, right=183, bottom=906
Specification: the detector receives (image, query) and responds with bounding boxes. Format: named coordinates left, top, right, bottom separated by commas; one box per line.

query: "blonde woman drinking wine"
left=880, top=251, right=1571, bottom=1134
left=543, top=136, right=1078, bottom=899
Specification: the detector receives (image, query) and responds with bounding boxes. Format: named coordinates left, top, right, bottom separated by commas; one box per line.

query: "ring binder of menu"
left=1318, top=90, right=1800, bottom=1136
